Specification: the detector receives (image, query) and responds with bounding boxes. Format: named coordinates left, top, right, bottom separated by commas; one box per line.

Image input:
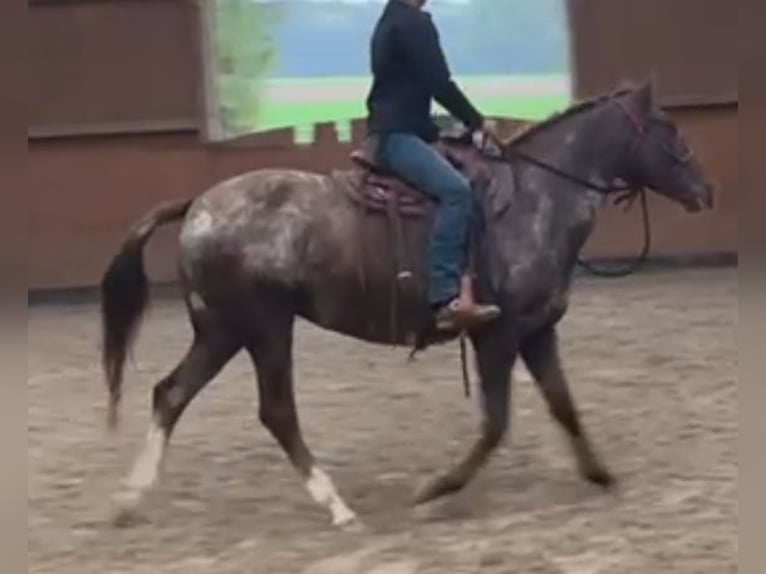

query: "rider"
left=365, top=0, right=501, bottom=332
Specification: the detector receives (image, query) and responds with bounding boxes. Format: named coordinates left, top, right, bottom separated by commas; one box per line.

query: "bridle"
left=613, top=98, right=695, bottom=165
left=455, top=97, right=696, bottom=398
left=477, top=96, right=694, bottom=278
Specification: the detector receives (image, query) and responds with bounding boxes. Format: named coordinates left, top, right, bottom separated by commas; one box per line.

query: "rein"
left=451, top=102, right=652, bottom=398
left=495, top=145, right=652, bottom=278
left=477, top=99, right=659, bottom=278
left=452, top=96, right=696, bottom=397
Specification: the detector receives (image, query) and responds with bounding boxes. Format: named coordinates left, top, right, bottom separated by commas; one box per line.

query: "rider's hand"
left=480, top=118, right=501, bottom=143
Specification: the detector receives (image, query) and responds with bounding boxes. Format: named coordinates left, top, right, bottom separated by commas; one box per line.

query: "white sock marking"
left=118, top=420, right=167, bottom=507
left=305, top=466, right=357, bottom=526
left=188, top=291, right=206, bottom=312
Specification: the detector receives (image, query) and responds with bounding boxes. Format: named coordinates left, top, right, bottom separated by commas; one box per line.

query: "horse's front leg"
left=415, top=323, right=516, bottom=504
left=520, top=325, right=614, bottom=488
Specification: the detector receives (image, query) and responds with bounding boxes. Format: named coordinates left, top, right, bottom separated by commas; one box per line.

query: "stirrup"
left=434, top=300, right=501, bottom=332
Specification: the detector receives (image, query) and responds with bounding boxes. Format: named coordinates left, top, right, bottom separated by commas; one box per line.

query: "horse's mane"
left=502, top=83, right=638, bottom=148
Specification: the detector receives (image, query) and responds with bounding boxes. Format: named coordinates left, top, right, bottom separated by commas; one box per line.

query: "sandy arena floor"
left=28, top=268, right=737, bottom=574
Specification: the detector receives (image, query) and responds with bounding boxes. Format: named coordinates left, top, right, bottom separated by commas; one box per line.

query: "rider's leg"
left=377, top=133, right=500, bottom=328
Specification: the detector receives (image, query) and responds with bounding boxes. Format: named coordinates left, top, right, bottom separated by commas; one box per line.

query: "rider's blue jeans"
left=376, top=133, right=474, bottom=306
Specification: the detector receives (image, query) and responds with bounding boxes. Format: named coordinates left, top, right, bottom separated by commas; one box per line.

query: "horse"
left=100, top=81, right=714, bottom=528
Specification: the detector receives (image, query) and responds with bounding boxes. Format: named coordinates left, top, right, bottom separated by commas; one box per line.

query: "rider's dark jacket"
left=365, top=0, right=484, bottom=143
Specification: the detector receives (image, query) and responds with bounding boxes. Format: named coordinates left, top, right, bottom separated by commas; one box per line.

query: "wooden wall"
left=567, top=0, right=737, bottom=261
left=27, top=0, right=737, bottom=291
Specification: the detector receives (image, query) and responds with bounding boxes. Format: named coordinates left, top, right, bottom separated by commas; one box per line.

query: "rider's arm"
left=398, top=13, right=484, bottom=132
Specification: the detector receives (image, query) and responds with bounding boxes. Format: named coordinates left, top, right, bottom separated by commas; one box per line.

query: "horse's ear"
left=645, top=71, right=660, bottom=95
left=633, top=74, right=657, bottom=114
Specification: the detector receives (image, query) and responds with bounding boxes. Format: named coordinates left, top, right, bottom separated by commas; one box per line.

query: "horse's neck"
left=515, top=104, right=629, bottom=185
left=493, top=106, right=630, bottom=270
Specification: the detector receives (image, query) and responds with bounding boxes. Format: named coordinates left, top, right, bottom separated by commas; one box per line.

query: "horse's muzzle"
left=684, top=182, right=715, bottom=212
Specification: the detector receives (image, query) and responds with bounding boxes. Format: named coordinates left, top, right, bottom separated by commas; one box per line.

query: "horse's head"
left=615, top=81, right=714, bottom=212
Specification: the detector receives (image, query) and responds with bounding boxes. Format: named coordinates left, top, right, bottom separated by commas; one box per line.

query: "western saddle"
left=342, top=136, right=490, bottom=345
left=347, top=146, right=435, bottom=217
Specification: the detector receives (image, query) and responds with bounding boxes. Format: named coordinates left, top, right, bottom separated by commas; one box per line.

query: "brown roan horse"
left=100, top=81, right=714, bottom=528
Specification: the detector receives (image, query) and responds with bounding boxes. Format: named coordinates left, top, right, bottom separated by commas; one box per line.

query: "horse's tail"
left=100, top=198, right=192, bottom=430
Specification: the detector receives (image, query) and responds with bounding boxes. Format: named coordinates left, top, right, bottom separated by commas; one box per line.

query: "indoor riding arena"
left=28, top=1, right=737, bottom=573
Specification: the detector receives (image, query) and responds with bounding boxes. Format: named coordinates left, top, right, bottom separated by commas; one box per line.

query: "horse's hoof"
left=332, top=509, right=365, bottom=533
left=110, top=490, right=149, bottom=528
left=110, top=505, right=148, bottom=528
left=338, top=516, right=367, bottom=534
left=584, top=466, right=617, bottom=490
left=413, top=474, right=464, bottom=506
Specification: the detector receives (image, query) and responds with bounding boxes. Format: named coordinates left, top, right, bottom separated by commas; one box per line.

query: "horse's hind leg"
left=245, top=309, right=358, bottom=528
left=113, top=309, right=240, bottom=523
left=520, top=325, right=614, bottom=487
left=415, top=324, right=516, bottom=504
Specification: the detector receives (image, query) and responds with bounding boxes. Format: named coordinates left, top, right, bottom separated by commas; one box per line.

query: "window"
left=202, top=0, right=573, bottom=143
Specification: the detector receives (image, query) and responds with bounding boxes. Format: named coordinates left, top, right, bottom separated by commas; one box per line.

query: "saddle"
left=340, top=133, right=491, bottom=346
left=345, top=134, right=484, bottom=214
left=347, top=145, right=435, bottom=217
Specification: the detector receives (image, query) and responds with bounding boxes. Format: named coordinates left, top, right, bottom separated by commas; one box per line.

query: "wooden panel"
left=28, top=0, right=202, bottom=136
left=567, top=0, right=737, bottom=104
left=27, top=108, right=737, bottom=290
left=582, top=106, right=737, bottom=259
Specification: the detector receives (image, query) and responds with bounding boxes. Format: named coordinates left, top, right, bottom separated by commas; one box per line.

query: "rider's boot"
left=433, top=274, right=501, bottom=332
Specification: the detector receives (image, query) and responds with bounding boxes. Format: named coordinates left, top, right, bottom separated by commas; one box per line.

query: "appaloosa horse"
left=101, top=81, right=713, bottom=527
